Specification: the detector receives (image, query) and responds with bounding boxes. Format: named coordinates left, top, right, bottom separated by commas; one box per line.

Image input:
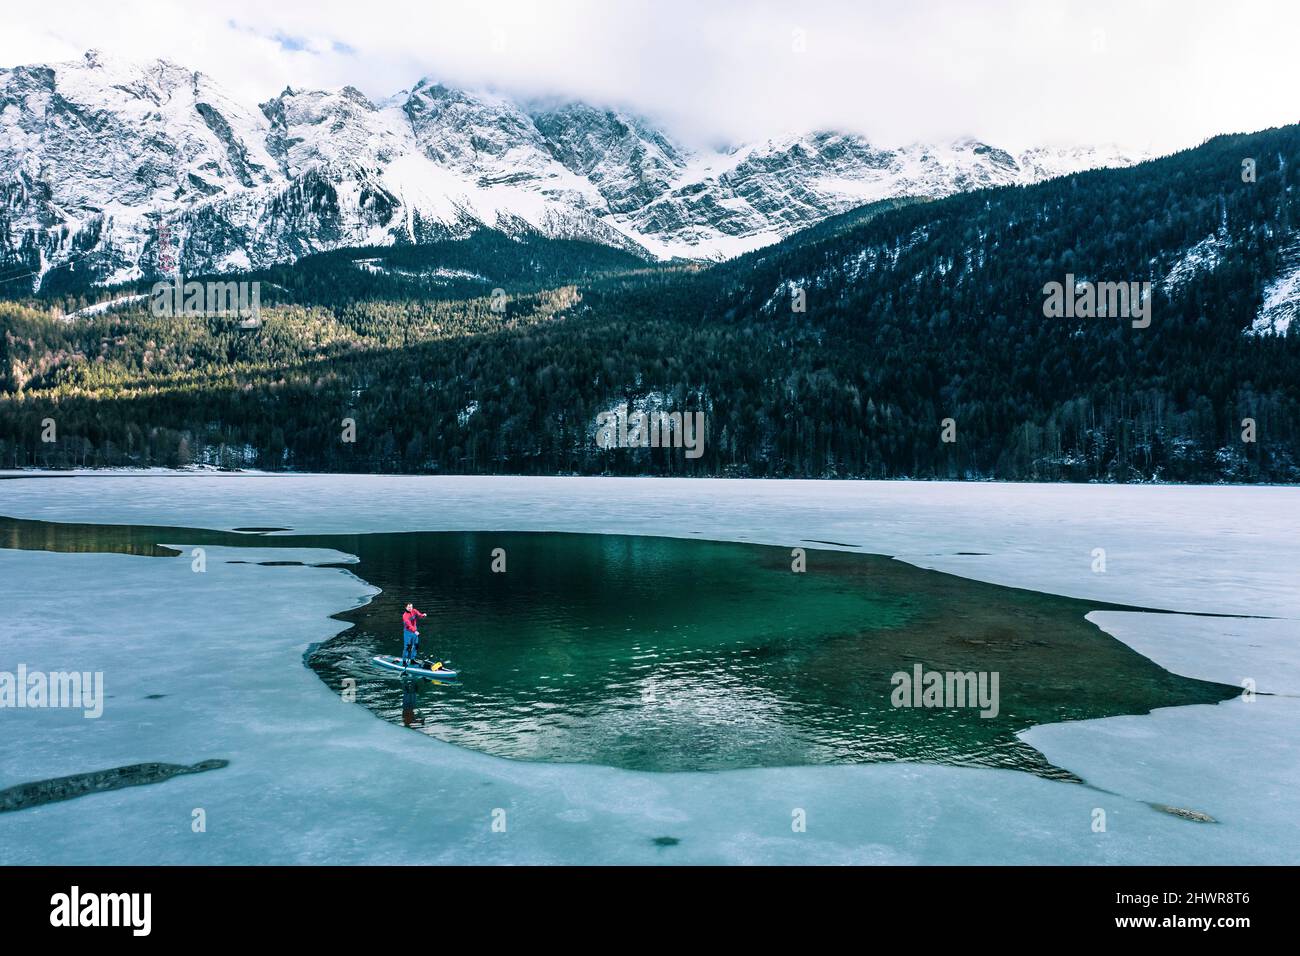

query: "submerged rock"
left=1152, top=803, right=1217, bottom=823
left=0, top=759, right=229, bottom=813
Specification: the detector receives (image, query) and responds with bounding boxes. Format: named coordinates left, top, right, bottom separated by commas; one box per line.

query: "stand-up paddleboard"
left=371, top=655, right=458, bottom=680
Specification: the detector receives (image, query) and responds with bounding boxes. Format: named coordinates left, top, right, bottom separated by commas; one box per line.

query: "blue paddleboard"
left=371, top=655, right=459, bottom=680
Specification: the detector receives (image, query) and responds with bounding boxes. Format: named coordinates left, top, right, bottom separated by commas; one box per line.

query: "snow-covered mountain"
left=0, top=50, right=1143, bottom=288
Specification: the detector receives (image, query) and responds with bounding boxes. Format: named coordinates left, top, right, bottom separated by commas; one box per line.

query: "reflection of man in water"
left=401, top=678, right=423, bottom=727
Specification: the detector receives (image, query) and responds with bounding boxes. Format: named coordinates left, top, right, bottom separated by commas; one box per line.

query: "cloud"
left=269, top=33, right=313, bottom=54
left=1, top=0, right=1297, bottom=152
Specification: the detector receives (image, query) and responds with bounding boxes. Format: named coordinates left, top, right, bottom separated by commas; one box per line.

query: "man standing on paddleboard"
left=401, top=603, right=426, bottom=666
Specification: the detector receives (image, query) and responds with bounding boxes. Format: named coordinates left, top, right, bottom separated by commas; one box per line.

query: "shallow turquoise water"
left=302, top=530, right=1237, bottom=776
left=0, top=516, right=1239, bottom=776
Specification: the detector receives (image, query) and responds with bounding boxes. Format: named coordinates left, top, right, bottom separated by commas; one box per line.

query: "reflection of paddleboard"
left=371, top=655, right=459, bottom=680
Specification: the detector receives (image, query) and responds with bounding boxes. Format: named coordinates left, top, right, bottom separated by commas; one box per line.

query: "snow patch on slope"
left=1250, top=238, right=1300, bottom=336
left=1161, top=233, right=1225, bottom=294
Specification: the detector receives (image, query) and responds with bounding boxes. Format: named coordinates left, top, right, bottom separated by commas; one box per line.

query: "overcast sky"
left=3, top=0, right=1297, bottom=153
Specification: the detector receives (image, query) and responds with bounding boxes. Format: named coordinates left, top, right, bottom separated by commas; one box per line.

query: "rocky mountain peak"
left=0, top=50, right=1144, bottom=288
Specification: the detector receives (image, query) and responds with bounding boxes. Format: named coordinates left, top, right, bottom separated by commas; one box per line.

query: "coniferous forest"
left=2, top=125, right=1299, bottom=481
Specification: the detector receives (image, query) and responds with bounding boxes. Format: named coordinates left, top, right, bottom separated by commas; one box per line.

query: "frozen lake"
left=1, top=474, right=1297, bottom=864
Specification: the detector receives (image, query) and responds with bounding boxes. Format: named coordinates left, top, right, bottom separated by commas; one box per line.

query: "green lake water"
left=0, top=516, right=1240, bottom=777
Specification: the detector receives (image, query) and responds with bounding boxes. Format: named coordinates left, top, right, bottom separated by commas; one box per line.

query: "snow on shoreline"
left=1, top=474, right=1297, bottom=864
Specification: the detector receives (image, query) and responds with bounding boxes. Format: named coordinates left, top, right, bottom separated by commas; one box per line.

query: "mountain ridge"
left=3, top=122, right=1299, bottom=480
left=0, top=49, right=1141, bottom=289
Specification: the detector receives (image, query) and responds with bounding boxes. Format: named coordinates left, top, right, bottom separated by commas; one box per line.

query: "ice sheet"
left=1, top=475, right=1297, bottom=863
left=4, top=474, right=1295, bottom=616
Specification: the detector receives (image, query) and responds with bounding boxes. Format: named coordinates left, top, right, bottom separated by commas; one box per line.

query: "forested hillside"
left=3, top=126, right=1299, bottom=480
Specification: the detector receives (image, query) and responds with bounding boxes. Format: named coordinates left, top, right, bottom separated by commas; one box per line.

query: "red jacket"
left=402, top=608, right=426, bottom=632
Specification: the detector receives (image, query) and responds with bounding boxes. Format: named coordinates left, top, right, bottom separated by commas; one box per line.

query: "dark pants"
left=402, top=630, right=419, bottom=664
